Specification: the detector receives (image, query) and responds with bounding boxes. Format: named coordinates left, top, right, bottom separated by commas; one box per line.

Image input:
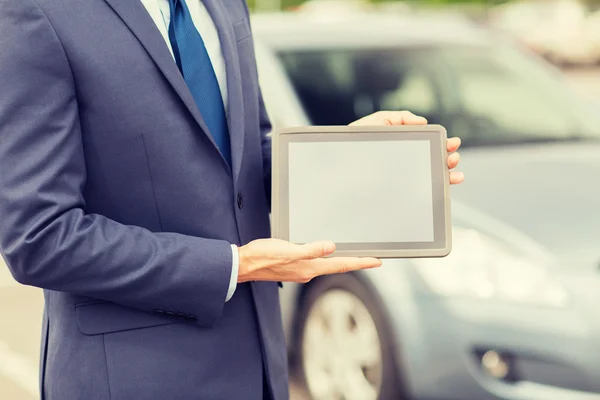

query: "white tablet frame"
left=272, top=125, right=452, bottom=258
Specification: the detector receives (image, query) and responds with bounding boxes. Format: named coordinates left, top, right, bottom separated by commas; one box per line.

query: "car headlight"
left=412, top=227, right=569, bottom=307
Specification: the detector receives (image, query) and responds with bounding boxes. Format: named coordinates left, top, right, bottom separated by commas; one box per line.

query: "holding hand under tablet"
left=238, top=110, right=464, bottom=284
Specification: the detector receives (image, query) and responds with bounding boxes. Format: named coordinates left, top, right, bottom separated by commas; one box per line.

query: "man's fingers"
left=447, top=137, right=461, bottom=152
left=447, top=152, right=460, bottom=169
left=383, top=111, right=428, bottom=126
left=450, top=171, right=465, bottom=185
left=447, top=140, right=463, bottom=184
left=308, top=256, right=382, bottom=276
left=349, top=111, right=427, bottom=126
left=292, top=240, right=336, bottom=261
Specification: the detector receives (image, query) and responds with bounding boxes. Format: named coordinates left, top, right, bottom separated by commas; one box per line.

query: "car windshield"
left=277, top=44, right=600, bottom=147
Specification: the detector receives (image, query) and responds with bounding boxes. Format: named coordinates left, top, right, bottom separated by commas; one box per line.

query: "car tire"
left=293, top=273, right=408, bottom=400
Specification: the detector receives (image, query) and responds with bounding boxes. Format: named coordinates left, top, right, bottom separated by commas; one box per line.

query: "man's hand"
left=237, top=239, right=381, bottom=283
left=350, top=111, right=465, bottom=185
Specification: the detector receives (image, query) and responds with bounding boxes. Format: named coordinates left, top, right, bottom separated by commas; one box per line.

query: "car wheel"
left=294, top=274, right=407, bottom=400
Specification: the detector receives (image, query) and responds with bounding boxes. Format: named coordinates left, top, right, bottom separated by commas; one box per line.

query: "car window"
left=277, top=48, right=442, bottom=126
left=439, top=45, right=590, bottom=145
left=381, top=69, right=437, bottom=115
left=276, top=45, right=600, bottom=147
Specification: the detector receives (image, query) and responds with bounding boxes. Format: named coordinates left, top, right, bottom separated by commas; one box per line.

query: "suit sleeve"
left=0, top=1, right=231, bottom=328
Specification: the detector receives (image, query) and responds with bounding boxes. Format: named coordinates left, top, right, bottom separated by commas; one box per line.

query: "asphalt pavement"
left=0, top=264, right=42, bottom=400
left=1, top=67, right=599, bottom=400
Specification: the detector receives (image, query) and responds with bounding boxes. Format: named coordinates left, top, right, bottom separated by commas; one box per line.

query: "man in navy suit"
left=0, top=1, right=463, bottom=399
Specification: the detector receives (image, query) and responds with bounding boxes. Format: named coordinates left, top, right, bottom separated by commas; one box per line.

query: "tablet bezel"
left=272, top=125, right=452, bottom=258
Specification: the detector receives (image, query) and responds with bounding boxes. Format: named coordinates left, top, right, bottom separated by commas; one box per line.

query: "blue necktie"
left=168, top=0, right=231, bottom=166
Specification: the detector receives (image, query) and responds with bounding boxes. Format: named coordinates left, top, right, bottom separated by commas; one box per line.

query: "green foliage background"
left=246, top=0, right=503, bottom=11
left=246, top=0, right=600, bottom=12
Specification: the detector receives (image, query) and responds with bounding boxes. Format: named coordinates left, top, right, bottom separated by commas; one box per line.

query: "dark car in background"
left=251, top=8, right=600, bottom=400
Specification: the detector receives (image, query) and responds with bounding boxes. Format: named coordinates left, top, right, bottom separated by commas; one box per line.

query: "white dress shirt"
left=141, top=0, right=239, bottom=302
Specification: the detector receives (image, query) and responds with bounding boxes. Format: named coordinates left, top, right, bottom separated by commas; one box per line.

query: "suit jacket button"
left=237, top=193, right=244, bottom=209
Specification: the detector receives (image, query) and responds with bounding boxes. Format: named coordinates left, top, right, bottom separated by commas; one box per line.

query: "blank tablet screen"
left=288, top=140, right=434, bottom=244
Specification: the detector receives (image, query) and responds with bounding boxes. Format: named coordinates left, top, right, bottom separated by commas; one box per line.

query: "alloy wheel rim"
left=302, top=289, right=383, bottom=400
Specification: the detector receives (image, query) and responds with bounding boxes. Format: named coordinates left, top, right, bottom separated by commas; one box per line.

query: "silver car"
left=252, top=9, right=600, bottom=400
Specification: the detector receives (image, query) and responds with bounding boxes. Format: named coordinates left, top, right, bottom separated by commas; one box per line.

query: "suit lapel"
left=202, top=0, right=246, bottom=182
left=103, top=0, right=227, bottom=171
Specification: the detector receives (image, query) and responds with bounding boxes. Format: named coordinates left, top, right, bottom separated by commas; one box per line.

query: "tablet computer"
left=271, top=125, right=452, bottom=258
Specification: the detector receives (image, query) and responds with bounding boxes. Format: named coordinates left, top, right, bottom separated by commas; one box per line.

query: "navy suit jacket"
left=0, top=1, right=287, bottom=399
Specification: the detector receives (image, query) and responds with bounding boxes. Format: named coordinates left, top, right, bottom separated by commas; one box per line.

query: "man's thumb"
left=298, top=241, right=336, bottom=260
